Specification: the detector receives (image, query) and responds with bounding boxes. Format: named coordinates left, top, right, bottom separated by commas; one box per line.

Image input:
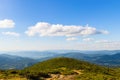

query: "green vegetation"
left=0, top=57, right=120, bottom=80
left=0, top=70, right=27, bottom=80
left=24, top=57, right=108, bottom=73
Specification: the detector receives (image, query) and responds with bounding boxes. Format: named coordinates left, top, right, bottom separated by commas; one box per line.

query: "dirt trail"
left=45, top=74, right=76, bottom=80
left=45, top=70, right=82, bottom=80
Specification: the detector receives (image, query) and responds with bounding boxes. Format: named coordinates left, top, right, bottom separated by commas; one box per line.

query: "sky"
left=0, top=0, right=120, bottom=51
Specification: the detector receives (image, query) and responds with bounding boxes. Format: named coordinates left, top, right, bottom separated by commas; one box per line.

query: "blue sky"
left=0, top=0, right=120, bottom=51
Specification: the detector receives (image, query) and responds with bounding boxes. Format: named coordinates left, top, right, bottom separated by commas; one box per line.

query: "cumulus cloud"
left=66, top=37, right=77, bottom=41
left=83, top=38, right=94, bottom=42
left=25, top=22, right=109, bottom=37
left=0, top=19, right=15, bottom=28
left=2, top=32, right=20, bottom=37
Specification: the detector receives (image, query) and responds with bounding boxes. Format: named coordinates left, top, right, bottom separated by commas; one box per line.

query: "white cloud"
left=75, top=40, right=120, bottom=50
left=25, top=22, right=109, bottom=37
left=2, top=32, right=20, bottom=37
left=83, top=38, right=94, bottom=42
left=95, top=40, right=111, bottom=43
left=66, top=37, right=77, bottom=41
left=0, top=19, right=15, bottom=28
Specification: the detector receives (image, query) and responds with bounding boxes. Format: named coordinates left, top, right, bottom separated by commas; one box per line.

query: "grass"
left=0, top=57, right=120, bottom=80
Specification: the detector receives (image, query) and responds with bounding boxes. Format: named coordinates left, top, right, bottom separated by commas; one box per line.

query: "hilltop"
left=23, top=57, right=120, bottom=80
left=0, top=57, right=119, bottom=80
left=25, top=57, right=107, bottom=73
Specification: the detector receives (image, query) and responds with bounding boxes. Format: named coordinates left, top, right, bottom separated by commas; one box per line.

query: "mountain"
left=23, top=57, right=120, bottom=80
left=1, top=50, right=120, bottom=59
left=25, top=57, right=108, bottom=73
left=56, top=52, right=120, bottom=67
left=0, top=50, right=120, bottom=69
left=0, top=51, right=61, bottom=59
left=79, top=50, right=120, bottom=55
left=0, top=54, right=38, bottom=69
left=0, top=57, right=119, bottom=80
left=92, top=53, right=120, bottom=66
left=37, top=52, right=89, bottom=62
left=36, top=51, right=120, bottom=67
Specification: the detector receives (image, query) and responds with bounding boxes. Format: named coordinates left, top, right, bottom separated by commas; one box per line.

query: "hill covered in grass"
left=25, top=57, right=107, bottom=73
left=0, top=57, right=120, bottom=80
left=23, top=57, right=120, bottom=80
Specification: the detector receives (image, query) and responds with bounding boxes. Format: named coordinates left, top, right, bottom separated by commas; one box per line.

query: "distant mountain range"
left=0, top=50, right=120, bottom=69
left=0, top=51, right=60, bottom=59
left=1, top=50, right=120, bottom=58
left=0, top=54, right=38, bottom=69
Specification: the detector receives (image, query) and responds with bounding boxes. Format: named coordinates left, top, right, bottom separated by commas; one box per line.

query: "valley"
left=0, top=50, right=120, bottom=70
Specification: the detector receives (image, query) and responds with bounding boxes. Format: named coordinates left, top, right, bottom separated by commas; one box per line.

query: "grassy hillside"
left=23, top=57, right=120, bottom=80
left=24, top=57, right=108, bottom=73
left=0, top=57, right=120, bottom=80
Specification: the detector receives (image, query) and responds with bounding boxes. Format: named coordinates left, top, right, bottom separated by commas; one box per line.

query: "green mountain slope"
left=23, top=57, right=120, bottom=80
left=24, top=57, right=107, bottom=73
left=0, top=57, right=119, bottom=80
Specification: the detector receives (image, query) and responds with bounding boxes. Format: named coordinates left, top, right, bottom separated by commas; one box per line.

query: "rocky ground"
left=45, top=70, right=82, bottom=80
